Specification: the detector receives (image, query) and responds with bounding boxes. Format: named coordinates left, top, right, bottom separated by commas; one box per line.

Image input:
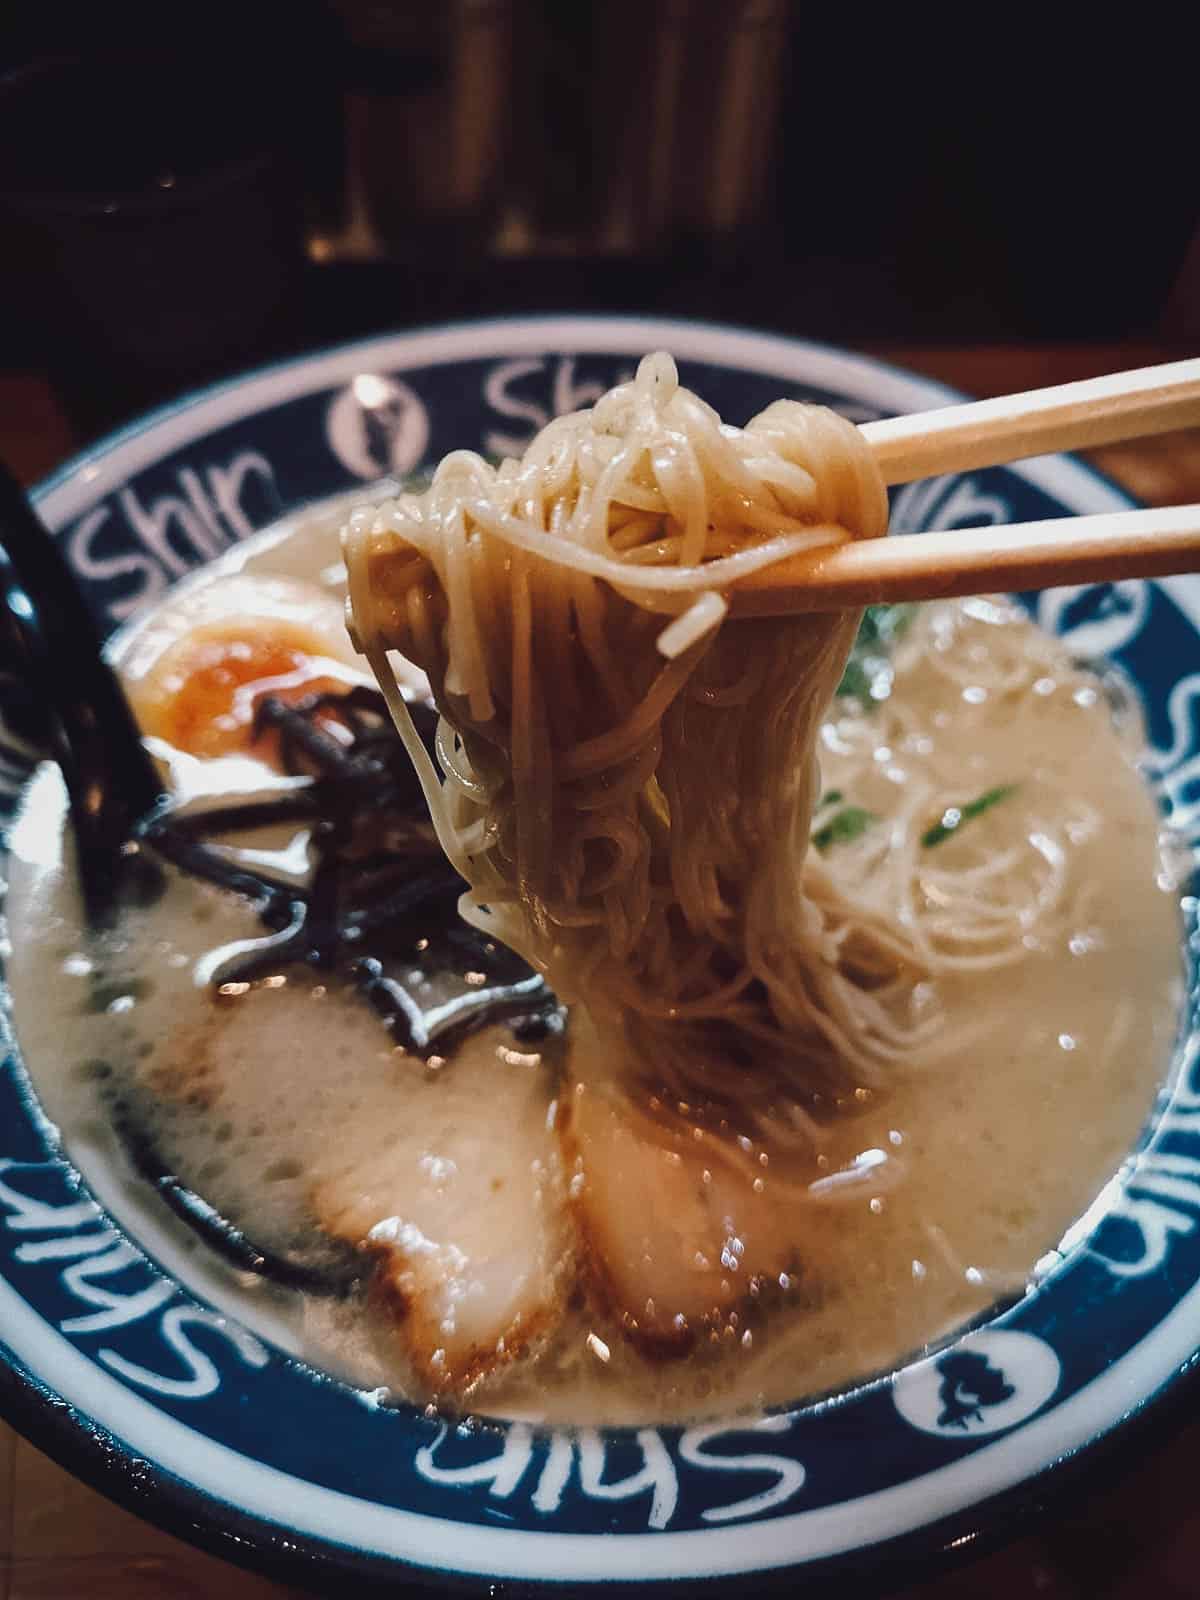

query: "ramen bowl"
left=1, top=317, right=1197, bottom=1596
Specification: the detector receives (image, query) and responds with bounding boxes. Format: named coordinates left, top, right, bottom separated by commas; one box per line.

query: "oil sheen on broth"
left=7, top=504, right=1183, bottom=1426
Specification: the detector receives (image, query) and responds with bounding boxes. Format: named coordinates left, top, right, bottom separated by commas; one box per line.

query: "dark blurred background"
left=1, top=0, right=1198, bottom=451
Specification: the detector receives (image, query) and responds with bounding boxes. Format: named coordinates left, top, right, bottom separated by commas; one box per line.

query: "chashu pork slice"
left=561, top=1076, right=804, bottom=1357
left=116, top=792, right=566, bottom=1402
left=312, top=1027, right=569, bottom=1398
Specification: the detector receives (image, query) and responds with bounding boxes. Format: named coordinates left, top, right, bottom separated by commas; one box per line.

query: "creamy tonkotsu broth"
left=7, top=502, right=1183, bottom=1426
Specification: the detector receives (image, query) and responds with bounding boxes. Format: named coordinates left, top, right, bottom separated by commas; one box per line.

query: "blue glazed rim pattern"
left=0, top=316, right=1197, bottom=1595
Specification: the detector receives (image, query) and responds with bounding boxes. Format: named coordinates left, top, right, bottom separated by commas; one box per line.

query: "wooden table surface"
left=2, top=342, right=1199, bottom=1599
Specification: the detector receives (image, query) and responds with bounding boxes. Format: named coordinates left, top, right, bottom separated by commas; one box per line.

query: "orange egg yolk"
left=140, top=627, right=355, bottom=762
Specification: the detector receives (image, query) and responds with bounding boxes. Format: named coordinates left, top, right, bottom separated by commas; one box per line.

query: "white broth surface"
left=7, top=507, right=1183, bottom=1425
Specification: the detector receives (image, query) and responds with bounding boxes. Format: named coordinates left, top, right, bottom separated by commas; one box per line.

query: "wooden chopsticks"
left=732, top=359, right=1200, bottom=613
left=861, top=359, right=1200, bottom=485
left=731, top=503, right=1200, bottom=615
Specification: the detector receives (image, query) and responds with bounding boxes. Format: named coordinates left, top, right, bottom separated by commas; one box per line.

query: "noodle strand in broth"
left=343, top=354, right=928, bottom=1140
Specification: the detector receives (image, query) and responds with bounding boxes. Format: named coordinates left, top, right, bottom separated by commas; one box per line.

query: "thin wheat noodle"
left=342, top=355, right=1074, bottom=1155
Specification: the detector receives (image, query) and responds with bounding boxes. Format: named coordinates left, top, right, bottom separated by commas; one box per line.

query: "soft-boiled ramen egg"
left=121, top=573, right=371, bottom=763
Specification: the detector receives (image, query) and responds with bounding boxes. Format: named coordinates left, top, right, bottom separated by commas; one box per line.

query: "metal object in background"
left=671, top=0, right=789, bottom=242
left=319, top=0, right=513, bottom=263
left=501, top=0, right=788, bottom=258
left=315, top=0, right=788, bottom=264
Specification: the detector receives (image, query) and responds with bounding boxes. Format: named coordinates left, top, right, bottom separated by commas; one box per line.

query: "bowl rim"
left=10, top=312, right=1191, bottom=1597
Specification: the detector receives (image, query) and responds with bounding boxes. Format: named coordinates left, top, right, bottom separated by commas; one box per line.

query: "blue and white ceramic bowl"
left=3, top=317, right=1198, bottom=1595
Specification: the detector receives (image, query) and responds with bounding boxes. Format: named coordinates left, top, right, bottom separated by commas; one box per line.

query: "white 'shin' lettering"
left=889, top=472, right=1011, bottom=537
left=1086, top=1035, right=1200, bottom=1277
left=483, top=357, right=637, bottom=459
left=0, top=1160, right=268, bottom=1398
left=415, top=1413, right=805, bottom=1530
left=63, top=449, right=277, bottom=624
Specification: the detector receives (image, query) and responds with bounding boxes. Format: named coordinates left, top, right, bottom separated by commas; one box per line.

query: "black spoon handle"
left=0, top=463, right=165, bottom=916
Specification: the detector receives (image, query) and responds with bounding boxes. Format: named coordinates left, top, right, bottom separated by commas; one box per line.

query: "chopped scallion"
left=921, top=784, right=1017, bottom=849
left=813, top=805, right=876, bottom=852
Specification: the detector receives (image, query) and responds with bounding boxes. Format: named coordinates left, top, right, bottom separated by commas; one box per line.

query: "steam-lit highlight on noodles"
left=343, top=355, right=1047, bottom=1144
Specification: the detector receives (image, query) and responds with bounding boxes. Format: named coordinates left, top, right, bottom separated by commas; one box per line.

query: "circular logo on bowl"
left=326, top=373, right=430, bottom=480
left=892, top=1330, right=1061, bottom=1439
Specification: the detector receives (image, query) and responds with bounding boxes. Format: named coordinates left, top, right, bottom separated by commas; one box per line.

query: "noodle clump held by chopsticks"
left=343, top=352, right=928, bottom=1145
